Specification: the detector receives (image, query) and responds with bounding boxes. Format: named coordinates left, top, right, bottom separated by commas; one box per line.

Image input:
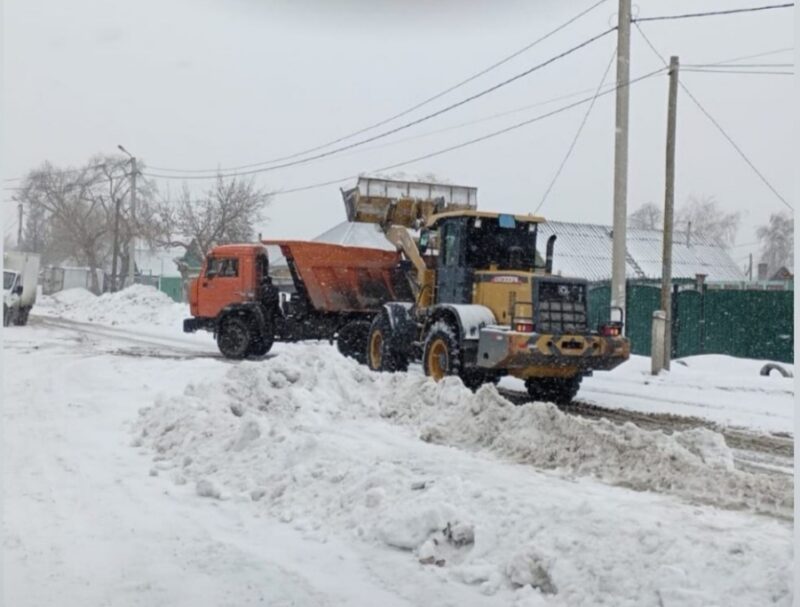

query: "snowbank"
left=135, top=345, right=792, bottom=604
left=37, top=285, right=187, bottom=330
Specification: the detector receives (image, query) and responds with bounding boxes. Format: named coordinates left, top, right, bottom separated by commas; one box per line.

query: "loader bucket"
left=342, top=176, right=477, bottom=228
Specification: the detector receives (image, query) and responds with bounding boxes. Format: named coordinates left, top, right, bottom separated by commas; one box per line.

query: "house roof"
left=537, top=221, right=746, bottom=282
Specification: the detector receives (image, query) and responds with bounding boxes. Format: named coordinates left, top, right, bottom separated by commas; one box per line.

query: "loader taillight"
left=600, top=324, right=621, bottom=337
left=514, top=321, right=535, bottom=333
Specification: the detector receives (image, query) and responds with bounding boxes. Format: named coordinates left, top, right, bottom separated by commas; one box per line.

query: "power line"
left=143, top=26, right=619, bottom=182
left=632, top=3, right=794, bottom=23
left=681, top=68, right=793, bottom=75
left=148, top=0, right=610, bottom=175
left=535, top=48, right=616, bottom=213
left=634, top=23, right=793, bottom=213
left=683, top=63, right=793, bottom=68
left=241, top=67, right=665, bottom=198
left=706, top=46, right=794, bottom=65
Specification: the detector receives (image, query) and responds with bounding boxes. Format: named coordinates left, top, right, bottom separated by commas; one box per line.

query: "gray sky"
left=2, top=0, right=795, bottom=269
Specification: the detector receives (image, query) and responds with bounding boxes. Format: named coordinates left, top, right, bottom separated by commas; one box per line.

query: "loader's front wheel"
left=217, top=316, right=251, bottom=359
left=423, top=322, right=462, bottom=382
left=366, top=313, right=408, bottom=372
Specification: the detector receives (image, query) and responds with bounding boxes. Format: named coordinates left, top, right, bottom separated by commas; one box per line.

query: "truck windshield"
left=3, top=271, right=17, bottom=290
left=466, top=218, right=538, bottom=271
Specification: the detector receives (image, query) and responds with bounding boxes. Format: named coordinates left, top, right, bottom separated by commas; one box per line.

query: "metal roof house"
left=537, top=221, right=746, bottom=283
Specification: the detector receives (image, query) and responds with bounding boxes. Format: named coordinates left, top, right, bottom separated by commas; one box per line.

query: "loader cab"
left=427, top=211, right=543, bottom=304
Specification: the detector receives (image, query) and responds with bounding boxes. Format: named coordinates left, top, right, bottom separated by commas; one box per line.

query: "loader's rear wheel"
left=337, top=321, right=371, bottom=364
left=423, top=322, right=461, bottom=382
left=525, top=376, right=582, bottom=405
left=366, top=313, right=408, bottom=372
left=217, top=316, right=251, bottom=359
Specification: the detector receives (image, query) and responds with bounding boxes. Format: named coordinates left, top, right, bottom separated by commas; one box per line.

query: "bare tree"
left=16, top=163, right=110, bottom=293
left=155, top=175, right=270, bottom=258
left=676, top=195, right=740, bottom=247
left=628, top=202, right=662, bottom=230
left=756, top=212, right=793, bottom=275
left=14, top=155, right=158, bottom=293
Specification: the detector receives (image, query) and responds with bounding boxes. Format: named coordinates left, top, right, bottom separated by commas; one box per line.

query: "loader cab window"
left=206, top=257, right=239, bottom=278
left=466, top=216, right=538, bottom=271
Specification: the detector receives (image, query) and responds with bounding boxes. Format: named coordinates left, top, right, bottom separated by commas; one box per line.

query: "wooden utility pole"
left=610, top=0, right=632, bottom=329
left=660, top=56, right=680, bottom=371
left=17, top=202, right=23, bottom=247
left=118, top=145, right=137, bottom=288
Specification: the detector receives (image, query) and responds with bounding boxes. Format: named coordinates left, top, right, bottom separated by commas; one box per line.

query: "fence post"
left=651, top=310, right=666, bottom=375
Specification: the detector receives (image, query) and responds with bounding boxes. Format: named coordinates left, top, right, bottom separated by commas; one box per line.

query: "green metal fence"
left=588, top=282, right=794, bottom=362
left=158, top=276, right=185, bottom=303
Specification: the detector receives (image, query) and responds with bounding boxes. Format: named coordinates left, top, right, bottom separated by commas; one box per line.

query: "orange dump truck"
left=184, top=240, right=412, bottom=359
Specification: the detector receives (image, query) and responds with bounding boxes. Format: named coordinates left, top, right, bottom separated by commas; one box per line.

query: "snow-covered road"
left=3, top=298, right=794, bottom=606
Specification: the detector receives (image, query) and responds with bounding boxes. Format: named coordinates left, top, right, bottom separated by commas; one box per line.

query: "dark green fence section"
left=588, top=282, right=793, bottom=362
left=703, top=289, right=793, bottom=361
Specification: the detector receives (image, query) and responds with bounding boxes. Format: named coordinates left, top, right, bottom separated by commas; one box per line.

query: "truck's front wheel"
left=247, top=314, right=274, bottom=357
left=217, top=316, right=252, bottom=359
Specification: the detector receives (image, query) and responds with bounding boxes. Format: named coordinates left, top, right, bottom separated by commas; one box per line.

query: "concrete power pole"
left=660, top=56, right=680, bottom=372
left=17, top=202, right=23, bottom=247
left=610, top=0, right=632, bottom=329
left=118, top=145, right=137, bottom=287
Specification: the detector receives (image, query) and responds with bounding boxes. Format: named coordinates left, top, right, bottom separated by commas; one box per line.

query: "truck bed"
left=264, top=240, right=411, bottom=313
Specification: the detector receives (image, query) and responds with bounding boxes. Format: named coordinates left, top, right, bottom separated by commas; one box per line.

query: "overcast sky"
left=2, top=0, right=795, bottom=269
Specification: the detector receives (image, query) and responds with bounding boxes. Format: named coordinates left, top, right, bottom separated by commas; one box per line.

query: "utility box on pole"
left=651, top=310, right=667, bottom=375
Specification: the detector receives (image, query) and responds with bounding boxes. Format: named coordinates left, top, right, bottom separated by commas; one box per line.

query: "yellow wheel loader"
left=343, top=177, right=630, bottom=404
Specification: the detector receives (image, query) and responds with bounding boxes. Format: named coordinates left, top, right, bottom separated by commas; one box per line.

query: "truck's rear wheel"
left=525, top=376, right=582, bottom=405
left=217, top=316, right=252, bottom=359
left=422, top=322, right=462, bottom=382
left=337, top=321, right=370, bottom=364
left=366, top=313, right=408, bottom=372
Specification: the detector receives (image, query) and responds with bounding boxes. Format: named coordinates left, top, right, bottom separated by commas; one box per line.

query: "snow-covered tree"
left=628, top=202, right=662, bottom=230
left=676, top=195, right=739, bottom=247
left=154, top=175, right=270, bottom=258
left=756, top=212, right=793, bottom=275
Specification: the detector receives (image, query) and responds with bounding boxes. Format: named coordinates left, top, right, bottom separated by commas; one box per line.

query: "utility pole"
left=118, top=145, right=137, bottom=287
left=748, top=253, right=753, bottom=282
left=660, top=56, right=679, bottom=372
left=610, top=0, right=631, bottom=329
left=111, top=197, right=121, bottom=292
left=17, top=202, right=23, bottom=247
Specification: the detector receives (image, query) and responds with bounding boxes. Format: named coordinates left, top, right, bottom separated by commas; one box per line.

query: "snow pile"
left=134, top=346, right=793, bottom=604
left=38, top=285, right=187, bottom=330
left=136, top=344, right=791, bottom=516
left=377, top=375, right=791, bottom=516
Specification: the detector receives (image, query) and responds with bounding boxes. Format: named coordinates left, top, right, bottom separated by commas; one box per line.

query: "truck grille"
left=536, top=280, right=587, bottom=334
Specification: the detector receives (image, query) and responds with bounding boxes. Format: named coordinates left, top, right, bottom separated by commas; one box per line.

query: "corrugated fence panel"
left=675, top=290, right=702, bottom=358
left=703, top=290, right=793, bottom=362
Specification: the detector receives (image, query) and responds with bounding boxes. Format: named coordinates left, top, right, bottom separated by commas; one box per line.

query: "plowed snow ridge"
left=136, top=346, right=793, bottom=520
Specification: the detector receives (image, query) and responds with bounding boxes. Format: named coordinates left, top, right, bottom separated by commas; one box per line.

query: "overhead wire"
left=535, top=47, right=617, bottom=214
left=632, top=3, right=794, bottom=23
left=250, top=66, right=667, bottom=198
left=633, top=22, right=793, bottom=213
left=147, top=0, right=611, bottom=175
left=143, top=25, right=619, bottom=181
left=680, top=68, right=793, bottom=75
